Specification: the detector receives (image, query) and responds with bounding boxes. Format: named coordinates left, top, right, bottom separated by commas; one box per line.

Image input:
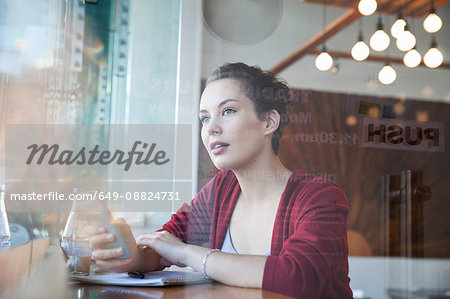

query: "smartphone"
left=84, top=201, right=130, bottom=259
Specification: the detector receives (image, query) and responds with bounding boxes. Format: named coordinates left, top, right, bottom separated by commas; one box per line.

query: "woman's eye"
left=200, top=116, right=210, bottom=124
left=223, top=108, right=236, bottom=116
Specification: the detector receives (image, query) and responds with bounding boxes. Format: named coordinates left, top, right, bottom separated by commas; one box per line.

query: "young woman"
left=88, top=63, right=352, bottom=298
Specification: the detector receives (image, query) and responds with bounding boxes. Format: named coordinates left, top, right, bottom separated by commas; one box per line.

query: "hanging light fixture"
left=358, top=0, right=377, bottom=16
left=396, top=24, right=416, bottom=51
left=351, top=31, right=370, bottom=61
left=423, top=1, right=442, bottom=33
left=315, top=0, right=333, bottom=71
left=403, top=47, right=422, bottom=68
left=378, top=64, right=396, bottom=85
left=423, top=36, right=443, bottom=68
left=315, top=46, right=333, bottom=71
left=370, top=16, right=390, bottom=52
left=391, top=14, right=406, bottom=39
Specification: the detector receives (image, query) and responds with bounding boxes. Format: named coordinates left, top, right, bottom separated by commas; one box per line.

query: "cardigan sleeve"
left=262, top=183, right=351, bottom=299
left=159, top=178, right=216, bottom=246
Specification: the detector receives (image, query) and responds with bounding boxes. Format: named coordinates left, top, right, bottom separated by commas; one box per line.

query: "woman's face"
left=199, top=78, right=269, bottom=171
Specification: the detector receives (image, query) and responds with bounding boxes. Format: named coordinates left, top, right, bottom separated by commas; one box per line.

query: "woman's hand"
left=85, top=219, right=138, bottom=273
left=136, top=231, right=188, bottom=268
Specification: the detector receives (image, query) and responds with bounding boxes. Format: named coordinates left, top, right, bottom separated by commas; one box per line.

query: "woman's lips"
left=210, top=141, right=229, bottom=155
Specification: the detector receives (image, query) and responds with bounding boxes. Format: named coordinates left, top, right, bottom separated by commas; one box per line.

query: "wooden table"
left=1, top=242, right=293, bottom=299
left=69, top=282, right=294, bottom=298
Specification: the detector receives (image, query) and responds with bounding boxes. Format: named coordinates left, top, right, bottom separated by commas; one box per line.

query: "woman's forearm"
left=182, top=245, right=267, bottom=288
left=135, top=231, right=266, bottom=288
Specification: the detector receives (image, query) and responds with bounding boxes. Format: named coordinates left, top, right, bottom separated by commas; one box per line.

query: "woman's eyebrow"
left=199, top=99, right=238, bottom=114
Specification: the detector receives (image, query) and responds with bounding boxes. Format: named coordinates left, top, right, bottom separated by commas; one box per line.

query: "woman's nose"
left=207, top=120, right=222, bottom=136
left=209, top=128, right=220, bottom=135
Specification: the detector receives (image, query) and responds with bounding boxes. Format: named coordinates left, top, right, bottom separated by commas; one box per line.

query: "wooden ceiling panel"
left=302, top=0, right=450, bottom=17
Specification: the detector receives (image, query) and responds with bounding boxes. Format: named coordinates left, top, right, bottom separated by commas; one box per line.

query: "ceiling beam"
left=310, top=49, right=450, bottom=69
left=270, top=9, right=361, bottom=74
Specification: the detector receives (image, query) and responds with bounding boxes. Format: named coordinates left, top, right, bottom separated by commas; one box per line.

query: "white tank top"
left=220, top=226, right=270, bottom=256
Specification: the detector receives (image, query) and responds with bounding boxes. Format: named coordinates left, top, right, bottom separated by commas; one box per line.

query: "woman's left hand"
left=136, top=231, right=188, bottom=268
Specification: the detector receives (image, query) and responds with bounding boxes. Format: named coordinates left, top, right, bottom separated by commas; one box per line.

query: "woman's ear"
left=264, top=110, right=280, bottom=135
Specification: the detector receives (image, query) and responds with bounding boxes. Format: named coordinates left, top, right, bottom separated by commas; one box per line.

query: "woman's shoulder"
left=285, top=169, right=347, bottom=207
left=289, top=169, right=342, bottom=189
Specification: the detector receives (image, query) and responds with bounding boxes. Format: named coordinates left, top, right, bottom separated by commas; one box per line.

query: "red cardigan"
left=162, top=170, right=352, bottom=298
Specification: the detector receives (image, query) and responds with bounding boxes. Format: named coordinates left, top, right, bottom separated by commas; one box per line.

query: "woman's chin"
left=211, top=161, right=227, bottom=171
left=211, top=158, right=235, bottom=171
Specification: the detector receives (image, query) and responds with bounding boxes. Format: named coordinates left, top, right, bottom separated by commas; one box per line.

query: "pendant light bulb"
left=403, top=48, right=421, bottom=68
left=370, top=17, right=390, bottom=52
left=396, top=26, right=416, bottom=52
left=423, top=7, right=442, bottom=33
left=378, top=64, right=396, bottom=85
left=351, top=40, right=370, bottom=61
left=391, top=17, right=406, bottom=39
left=315, top=47, right=333, bottom=71
left=370, top=30, right=390, bottom=51
left=424, top=48, right=443, bottom=68
left=358, top=0, right=377, bottom=16
left=424, top=38, right=443, bottom=68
